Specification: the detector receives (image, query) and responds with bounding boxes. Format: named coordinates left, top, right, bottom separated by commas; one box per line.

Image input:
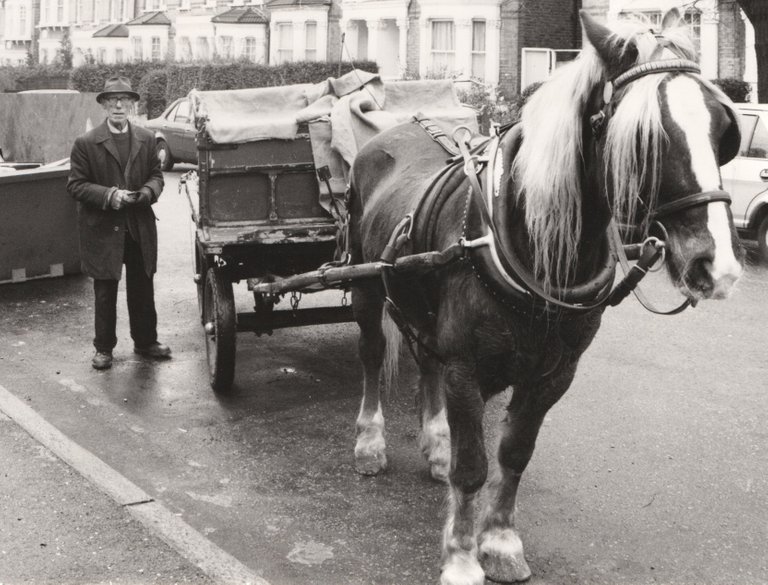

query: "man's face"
left=101, top=94, right=136, bottom=127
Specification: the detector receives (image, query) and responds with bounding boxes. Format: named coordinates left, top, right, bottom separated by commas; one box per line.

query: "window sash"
left=151, top=37, right=161, bottom=60
left=430, top=20, right=455, bottom=73
left=276, top=23, right=293, bottom=63
left=471, top=20, right=486, bottom=80
left=305, top=22, right=317, bottom=60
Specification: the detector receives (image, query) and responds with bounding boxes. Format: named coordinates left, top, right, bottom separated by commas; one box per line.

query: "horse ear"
left=660, top=8, right=682, bottom=31
left=580, top=10, right=614, bottom=61
left=580, top=10, right=636, bottom=78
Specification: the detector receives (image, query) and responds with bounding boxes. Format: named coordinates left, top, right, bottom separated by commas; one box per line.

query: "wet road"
left=1, top=167, right=767, bottom=585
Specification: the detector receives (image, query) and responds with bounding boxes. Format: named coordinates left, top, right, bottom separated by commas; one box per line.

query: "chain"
left=290, top=291, right=302, bottom=311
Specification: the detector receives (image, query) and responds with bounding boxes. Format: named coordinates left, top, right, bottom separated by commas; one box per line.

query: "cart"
left=182, top=76, right=481, bottom=392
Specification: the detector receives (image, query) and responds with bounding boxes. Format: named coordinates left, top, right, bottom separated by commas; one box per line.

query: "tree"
left=55, top=29, right=73, bottom=69
left=737, top=0, right=768, bottom=102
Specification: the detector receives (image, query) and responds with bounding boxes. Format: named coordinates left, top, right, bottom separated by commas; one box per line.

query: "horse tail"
left=382, top=309, right=402, bottom=399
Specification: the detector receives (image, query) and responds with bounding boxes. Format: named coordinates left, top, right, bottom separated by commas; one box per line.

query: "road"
left=1, top=167, right=766, bottom=585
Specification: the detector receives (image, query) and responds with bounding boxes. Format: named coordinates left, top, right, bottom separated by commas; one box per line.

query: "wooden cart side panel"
left=197, top=132, right=331, bottom=228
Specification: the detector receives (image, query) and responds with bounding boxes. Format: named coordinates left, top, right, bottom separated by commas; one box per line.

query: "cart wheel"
left=203, top=267, right=236, bottom=393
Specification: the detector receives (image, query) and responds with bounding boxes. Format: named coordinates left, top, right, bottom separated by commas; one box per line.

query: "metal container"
left=0, top=164, right=80, bottom=284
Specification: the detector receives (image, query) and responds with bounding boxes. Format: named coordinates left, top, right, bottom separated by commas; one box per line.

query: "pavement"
left=2, top=165, right=767, bottom=585
left=0, top=406, right=216, bottom=585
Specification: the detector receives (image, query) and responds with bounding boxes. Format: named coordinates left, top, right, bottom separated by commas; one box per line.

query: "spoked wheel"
left=203, top=267, right=236, bottom=393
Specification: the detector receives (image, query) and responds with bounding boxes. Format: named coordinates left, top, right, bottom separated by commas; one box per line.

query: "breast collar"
left=460, top=126, right=618, bottom=317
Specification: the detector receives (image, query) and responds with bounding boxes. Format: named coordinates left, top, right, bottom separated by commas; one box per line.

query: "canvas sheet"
left=189, top=83, right=314, bottom=143
left=190, top=70, right=478, bottom=213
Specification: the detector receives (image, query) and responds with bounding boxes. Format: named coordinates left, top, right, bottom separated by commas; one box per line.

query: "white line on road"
left=0, top=383, right=270, bottom=585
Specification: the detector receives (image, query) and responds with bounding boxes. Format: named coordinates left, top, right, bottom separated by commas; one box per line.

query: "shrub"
left=711, top=77, right=751, bottom=103
left=456, top=82, right=521, bottom=134
left=138, top=68, right=168, bottom=118
left=70, top=62, right=155, bottom=94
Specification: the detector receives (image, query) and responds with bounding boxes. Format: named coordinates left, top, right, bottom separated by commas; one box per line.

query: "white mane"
left=512, top=16, right=721, bottom=291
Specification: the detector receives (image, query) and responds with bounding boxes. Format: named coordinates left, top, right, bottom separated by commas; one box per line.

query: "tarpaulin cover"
left=189, top=70, right=478, bottom=213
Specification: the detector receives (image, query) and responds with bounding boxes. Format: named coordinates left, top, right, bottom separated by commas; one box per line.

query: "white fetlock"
left=354, top=427, right=387, bottom=475
left=440, top=551, right=486, bottom=585
left=477, top=528, right=532, bottom=582
left=419, top=408, right=450, bottom=482
left=355, top=403, right=387, bottom=475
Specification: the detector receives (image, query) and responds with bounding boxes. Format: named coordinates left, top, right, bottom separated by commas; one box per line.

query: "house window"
left=219, top=36, right=233, bottom=59
left=471, top=20, right=486, bottom=81
left=196, top=37, right=209, bottom=60
left=180, top=0, right=190, bottom=8
left=179, top=36, right=192, bottom=61
left=683, top=9, right=701, bottom=57
left=115, top=48, right=123, bottom=62
left=98, top=47, right=106, bottom=63
left=19, top=6, right=27, bottom=35
left=430, top=20, right=455, bottom=75
left=133, top=37, right=143, bottom=61
left=276, top=23, right=293, bottom=64
left=57, top=0, right=64, bottom=22
left=151, top=36, right=161, bottom=60
left=305, top=21, right=317, bottom=61
left=75, top=0, right=82, bottom=22
left=242, top=36, right=256, bottom=61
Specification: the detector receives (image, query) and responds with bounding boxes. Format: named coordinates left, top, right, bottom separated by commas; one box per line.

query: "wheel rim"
left=158, top=145, right=167, bottom=165
left=203, top=278, right=217, bottom=377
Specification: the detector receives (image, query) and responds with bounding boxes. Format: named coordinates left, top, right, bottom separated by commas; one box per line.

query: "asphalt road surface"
left=1, top=167, right=766, bottom=585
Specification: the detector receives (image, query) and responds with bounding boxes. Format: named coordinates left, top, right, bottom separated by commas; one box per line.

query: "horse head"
left=583, top=9, right=744, bottom=301
left=515, top=9, right=743, bottom=302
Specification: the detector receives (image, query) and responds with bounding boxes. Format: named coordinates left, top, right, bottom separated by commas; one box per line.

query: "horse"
left=346, top=9, right=743, bottom=585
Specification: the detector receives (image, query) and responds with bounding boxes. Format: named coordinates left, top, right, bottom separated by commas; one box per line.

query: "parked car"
left=721, top=104, right=768, bottom=263
left=141, top=97, right=197, bottom=171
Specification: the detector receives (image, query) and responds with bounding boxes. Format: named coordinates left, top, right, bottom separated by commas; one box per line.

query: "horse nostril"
left=684, top=255, right=715, bottom=295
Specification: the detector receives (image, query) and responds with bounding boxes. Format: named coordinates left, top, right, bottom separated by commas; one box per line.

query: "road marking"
left=0, top=383, right=270, bottom=585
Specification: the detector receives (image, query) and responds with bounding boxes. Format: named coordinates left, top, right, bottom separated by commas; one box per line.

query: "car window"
left=166, top=103, right=180, bottom=120
left=747, top=115, right=768, bottom=159
left=174, top=100, right=191, bottom=124
left=737, top=114, right=758, bottom=156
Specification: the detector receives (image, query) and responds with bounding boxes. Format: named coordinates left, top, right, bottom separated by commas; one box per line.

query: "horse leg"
left=440, top=361, right=487, bottom=585
left=477, top=365, right=578, bottom=583
left=351, top=282, right=387, bottom=475
left=417, top=350, right=451, bottom=483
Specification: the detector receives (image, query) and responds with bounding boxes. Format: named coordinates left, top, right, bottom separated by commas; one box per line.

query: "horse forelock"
left=604, top=75, right=665, bottom=233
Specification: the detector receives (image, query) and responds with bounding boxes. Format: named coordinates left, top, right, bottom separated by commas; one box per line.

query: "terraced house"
left=0, top=0, right=757, bottom=97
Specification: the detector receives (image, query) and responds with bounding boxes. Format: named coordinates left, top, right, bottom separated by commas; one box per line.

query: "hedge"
left=711, top=77, right=752, bottom=103
left=68, top=60, right=378, bottom=117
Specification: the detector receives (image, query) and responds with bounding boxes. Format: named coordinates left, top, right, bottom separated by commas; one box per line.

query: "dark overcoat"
left=67, top=120, right=164, bottom=280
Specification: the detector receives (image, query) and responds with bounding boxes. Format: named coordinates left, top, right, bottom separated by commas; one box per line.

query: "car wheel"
left=157, top=140, right=174, bottom=171
left=757, top=214, right=768, bottom=265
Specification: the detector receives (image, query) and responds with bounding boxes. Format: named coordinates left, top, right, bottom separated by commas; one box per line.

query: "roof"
left=93, top=24, right=129, bottom=38
left=267, top=0, right=331, bottom=8
left=125, top=11, right=171, bottom=26
left=212, top=6, right=269, bottom=24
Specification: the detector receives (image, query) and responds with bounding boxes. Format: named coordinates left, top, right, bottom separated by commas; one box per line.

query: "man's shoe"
left=92, top=351, right=113, bottom=370
left=134, top=342, right=172, bottom=359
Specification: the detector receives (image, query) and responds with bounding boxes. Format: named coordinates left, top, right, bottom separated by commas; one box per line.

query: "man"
left=68, top=75, right=171, bottom=370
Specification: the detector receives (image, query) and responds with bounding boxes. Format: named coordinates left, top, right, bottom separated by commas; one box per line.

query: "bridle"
left=591, top=57, right=738, bottom=314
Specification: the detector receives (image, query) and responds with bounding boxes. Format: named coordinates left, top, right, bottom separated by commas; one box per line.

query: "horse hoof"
left=429, top=461, right=450, bottom=483
left=440, top=551, right=485, bottom=585
left=354, top=452, right=387, bottom=476
left=478, top=528, right=532, bottom=583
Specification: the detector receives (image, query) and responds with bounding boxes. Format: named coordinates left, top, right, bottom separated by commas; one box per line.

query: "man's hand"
left=110, top=189, right=135, bottom=210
